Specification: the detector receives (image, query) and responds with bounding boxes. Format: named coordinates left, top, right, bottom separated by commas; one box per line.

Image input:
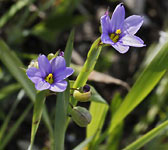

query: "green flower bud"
left=28, top=60, right=38, bottom=68
left=73, top=85, right=91, bottom=102
left=47, top=53, right=55, bottom=60
left=70, top=106, right=92, bottom=127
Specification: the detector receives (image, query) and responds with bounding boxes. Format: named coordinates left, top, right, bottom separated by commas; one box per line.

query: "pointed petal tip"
left=119, top=3, right=124, bottom=6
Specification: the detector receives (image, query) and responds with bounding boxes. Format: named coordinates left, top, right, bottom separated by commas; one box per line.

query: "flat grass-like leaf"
left=53, top=29, right=74, bottom=150
left=73, top=136, right=94, bottom=150
left=64, top=29, right=75, bottom=66
left=0, top=90, right=24, bottom=141
left=0, top=103, right=33, bottom=150
left=123, top=120, right=168, bottom=150
left=28, top=90, right=47, bottom=150
left=108, top=41, right=168, bottom=135
left=0, top=40, right=36, bottom=101
left=0, top=0, right=29, bottom=28
left=106, top=93, right=123, bottom=150
left=87, top=101, right=109, bottom=147
left=90, top=86, right=107, bottom=104
left=54, top=87, right=70, bottom=150
left=0, top=83, right=21, bottom=100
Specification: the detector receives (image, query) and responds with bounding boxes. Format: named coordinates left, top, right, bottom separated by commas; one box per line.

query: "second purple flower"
left=101, top=3, right=145, bottom=54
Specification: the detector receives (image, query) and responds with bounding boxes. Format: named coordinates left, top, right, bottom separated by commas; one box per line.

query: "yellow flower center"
left=45, top=73, right=54, bottom=84
left=109, top=29, right=121, bottom=43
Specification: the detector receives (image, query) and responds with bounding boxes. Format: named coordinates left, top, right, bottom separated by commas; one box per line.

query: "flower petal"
left=51, top=56, right=66, bottom=73
left=38, top=55, right=52, bottom=77
left=54, top=67, right=74, bottom=82
left=101, top=14, right=111, bottom=34
left=121, top=34, right=145, bottom=47
left=111, top=3, right=125, bottom=32
left=112, top=42, right=130, bottom=54
left=26, top=67, right=42, bottom=84
left=124, top=15, right=143, bottom=35
left=101, top=33, right=113, bottom=45
left=50, top=80, right=67, bottom=92
left=35, top=80, right=50, bottom=91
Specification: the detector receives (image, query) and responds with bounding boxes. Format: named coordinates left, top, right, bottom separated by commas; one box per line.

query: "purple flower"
left=26, top=55, right=74, bottom=92
left=101, top=3, right=145, bottom=53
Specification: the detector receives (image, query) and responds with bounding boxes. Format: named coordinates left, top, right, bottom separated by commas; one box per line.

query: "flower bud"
left=59, top=51, right=64, bottom=57
left=73, top=85, right=91, bottom=102
left=28, top=60, right=38, bottom=68
left=47, top=53, right=55, bottom=60
left=70, top=106, right=92, bottom=127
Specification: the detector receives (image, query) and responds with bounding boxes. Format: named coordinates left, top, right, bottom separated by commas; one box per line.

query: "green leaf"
left=28, top=90, right=47, bottom=150
left=87, top=101, right=109, bottom=148
left=106, top=93, right=123, bottom=150
left=0, top=103, right=33, bottom=150
left=123, top=120, right=168, bottom=150
left=0, top=0, right=29, bottom=28
left=54, top=86, right=70, bottom=150
left=108, top=41, right=168, bottom=135
left=53, top=29, right=74, bottom=150
left=90, top=86, right=107, bottom=104
left=73, top=136, right=95, bottom=150
left=0, top=40, right=36, bottom=101
left=0, top=90, right=24, bottom=141
left=0, top=83, right=21, bottom=100
left=64, top=29, right=75, bottom=67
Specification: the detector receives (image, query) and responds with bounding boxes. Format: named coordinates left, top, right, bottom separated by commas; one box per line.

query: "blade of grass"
left=123, top=120, right=168, bottom=150
left=28, top=90, right=47, bottom=150
left=54, top=84, right=70, bottom=150
left=0, top=40, right=36, bottom=100
left=90, top=86, right=107, bottom=104
left=0, top=0, right=29, bottom=28
left=73, top=136, right=95, bottom=150
left=87, top=101, right=109, bottom=149
left=0, top=103, right=33, bottom=150
left=106, top=93, right=123, bottom=150
left=0, top=83, right=21, bottom=100
left=53, top=29, right=74, bottom=150
left=0, top=90, right=25, bottom=141
left=64, top=29, right=75, bottom=66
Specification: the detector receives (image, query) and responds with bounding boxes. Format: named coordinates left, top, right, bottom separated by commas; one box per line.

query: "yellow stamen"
left=109, top=29, right=121, bottom=43
left=45, top=73, right=54, bottom=84
left=115, top=29, right=121, bottom=34
left=110, top=33, right=115, bottom=40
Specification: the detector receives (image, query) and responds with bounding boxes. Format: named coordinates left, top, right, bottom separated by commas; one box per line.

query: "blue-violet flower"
left=26, top=54, right=74, bottom=92
left=101, top=3, right=145, bottom=53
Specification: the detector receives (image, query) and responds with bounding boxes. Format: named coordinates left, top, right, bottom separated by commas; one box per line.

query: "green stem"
left=54, top=83, right=70, bottom=150
left=71, top=37, right=102, bottom=105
